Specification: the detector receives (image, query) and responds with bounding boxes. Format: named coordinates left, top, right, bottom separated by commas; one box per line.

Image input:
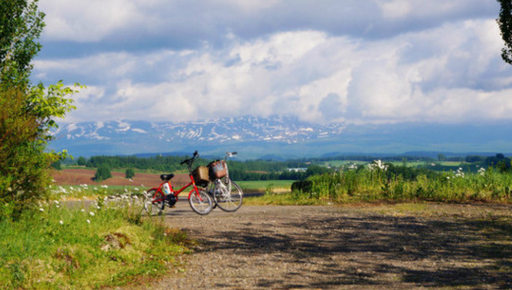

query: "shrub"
left=0, top=86, right=56, bottom=220
left=77, top=156, right=87, bottom=166
left=95, top=165, right=112, bottom=182
left=1, top=0, right=82, bottom=220
left=125, top=168, right=135, bottom=179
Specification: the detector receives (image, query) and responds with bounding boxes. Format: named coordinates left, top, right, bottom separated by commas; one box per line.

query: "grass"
left=245, top=167, right=512, bottom=206
left=237, top=180, right=294, bottom=193
left=244, top=192, right=326, bottom=206
left=0, top=197, right=191, bottom=289
left=50, top=184, right=146, bottom=200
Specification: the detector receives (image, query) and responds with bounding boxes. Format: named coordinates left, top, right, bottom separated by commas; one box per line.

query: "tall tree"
left=0, top=0, right=82, bottom=219
left=0, top=0, right=45, bottom=85
left=497, top=0, right=512, bottom=65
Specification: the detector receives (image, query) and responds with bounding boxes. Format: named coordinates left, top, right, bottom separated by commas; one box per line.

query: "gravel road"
left=115, top=201, right=512, bottom=290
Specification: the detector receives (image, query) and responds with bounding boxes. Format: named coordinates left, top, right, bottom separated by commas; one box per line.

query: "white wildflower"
left=59, top=220, right=64, bottom=225
left=89, top=212, right=95, bottom=216
left=368, top=160, right=388, bottom=171
left=86, top=220, right=91, bottom=224
left=39, top=208, right=44, bottom=212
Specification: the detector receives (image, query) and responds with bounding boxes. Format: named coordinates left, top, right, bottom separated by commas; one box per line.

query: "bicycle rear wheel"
left=189, top=189, right=213, bottom=215
left=212, top=180, right=243, bottom=212
left=144, top=189, right=165, bottom=216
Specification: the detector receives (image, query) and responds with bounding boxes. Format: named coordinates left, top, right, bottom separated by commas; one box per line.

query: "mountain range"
left=49, top=116, right=512, bottom=159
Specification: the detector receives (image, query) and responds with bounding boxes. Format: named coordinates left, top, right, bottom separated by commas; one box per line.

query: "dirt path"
left=117, top=202, right=512, bottom=289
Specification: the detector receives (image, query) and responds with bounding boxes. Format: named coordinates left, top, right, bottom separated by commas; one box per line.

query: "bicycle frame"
left=148, top=173, right=206, bottom=204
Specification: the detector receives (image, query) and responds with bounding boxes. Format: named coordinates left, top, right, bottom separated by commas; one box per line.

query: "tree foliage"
left=0, top=0, right=82, bottom=219
left=497, top=0, right=512, bottom=64
left=485, top=153, right=512, bottom=172
left=94, top=165, right=112, bottom=182
left=77, top=156, right=87, bottom=166
left=0, top=0, right=45, bottom=85
left=0, top=86, right=55, bottom=219
left=125, top=168, right=135, bottom=179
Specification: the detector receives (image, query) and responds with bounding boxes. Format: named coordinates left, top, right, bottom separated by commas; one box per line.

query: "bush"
left=95, top=165, right=112, bottom=182
left=0, top=86, right=56, bottom=220
left=77, top=156, right=87, bottom=166
left=125, top=168, right=135, bottom=179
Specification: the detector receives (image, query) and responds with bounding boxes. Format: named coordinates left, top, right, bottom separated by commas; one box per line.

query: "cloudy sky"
left=33, top=0, right=512, bottom=126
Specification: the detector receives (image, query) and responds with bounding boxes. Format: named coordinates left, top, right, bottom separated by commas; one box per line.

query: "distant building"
left=287, top=168, right=307, bottom=172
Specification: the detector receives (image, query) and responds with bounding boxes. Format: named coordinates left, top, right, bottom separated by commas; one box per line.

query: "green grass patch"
left=247, top=167, right=512, bottom=206
left=237, top=180, right=294, bottom=193
left=244, top=192, right=328, bottom=206
left=0, top=199, right=190, bottom=289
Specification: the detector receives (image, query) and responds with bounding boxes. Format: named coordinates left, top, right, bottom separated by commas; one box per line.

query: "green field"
left=233, top=180, right=294, bottom=193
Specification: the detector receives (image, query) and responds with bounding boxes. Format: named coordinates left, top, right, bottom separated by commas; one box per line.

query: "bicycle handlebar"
left=180, top=151, right=199, bottom=167
left=226, top=152, right=237, bottom=158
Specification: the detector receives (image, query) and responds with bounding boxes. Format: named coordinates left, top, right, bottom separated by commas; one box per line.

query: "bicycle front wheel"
left=189, top=189, right=213, bottom=215
left=144, top=189, right=165, bottom=216
left=213, top=180, right=243, bottom=212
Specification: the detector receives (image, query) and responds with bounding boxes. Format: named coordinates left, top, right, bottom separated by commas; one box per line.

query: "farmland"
left=51, top=168, right=293, bottom=197
left=52, top=168, right=179, bottom=188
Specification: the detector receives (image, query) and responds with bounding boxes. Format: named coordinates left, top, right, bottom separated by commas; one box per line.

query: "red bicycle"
left=143, top=151, right=213, bottom=216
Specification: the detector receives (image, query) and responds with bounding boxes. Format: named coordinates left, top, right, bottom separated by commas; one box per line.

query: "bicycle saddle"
left=160, top=174, right=175, bottom=181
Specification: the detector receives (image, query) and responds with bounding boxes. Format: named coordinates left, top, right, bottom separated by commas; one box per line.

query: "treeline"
left=302, top=153, right=512, bottom=164
left=68, top=153, right=512, bottom=182
left=83, top=155, right=186, bottom=173
left=75, top=155, right=328, bottom=181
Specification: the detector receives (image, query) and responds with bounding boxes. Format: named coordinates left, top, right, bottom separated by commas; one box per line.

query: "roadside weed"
left=0, top=194, right=189, bottom=289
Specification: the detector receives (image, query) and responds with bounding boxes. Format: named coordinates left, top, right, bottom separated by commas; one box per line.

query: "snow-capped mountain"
left=50, top=116, right=346, bottom=157
left=49, top=116, right=512, bottom=158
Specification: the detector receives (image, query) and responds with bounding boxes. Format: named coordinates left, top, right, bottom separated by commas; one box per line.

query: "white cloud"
left=40, top=0, right=498, bottom=45
left=33, top=1, right=512, bottom=126
left=219, top=0, right=281, bottom=12
left=40, top=0, right=143, bottom=42
left=378, top=0, right=412, bottom=19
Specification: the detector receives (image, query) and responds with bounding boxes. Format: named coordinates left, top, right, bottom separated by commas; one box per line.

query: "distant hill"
left=49, top=116, right=512, bottom=159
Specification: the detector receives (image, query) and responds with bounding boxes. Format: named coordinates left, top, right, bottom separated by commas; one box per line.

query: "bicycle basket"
left=192, top=166, right=210, bottom=186
left=208, top=160, right=227, bottom=180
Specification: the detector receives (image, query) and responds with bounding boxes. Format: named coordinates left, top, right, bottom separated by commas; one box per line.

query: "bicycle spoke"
left=189, top=189, right=213, bottom=215
left=212, top=180, right=243, bottom=212
left=144, top=189, right=165, bottom=216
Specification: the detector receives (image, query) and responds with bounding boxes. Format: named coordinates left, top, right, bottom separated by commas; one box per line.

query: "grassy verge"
left=237, top=180, right=294, bottom=193
left=0, top=198, right=191, bottom=289
left=245, top=168, right=512, bottom=206
left=49, top=184, right=146, bottom=200
left=244, top=192, right=323, bottom=206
